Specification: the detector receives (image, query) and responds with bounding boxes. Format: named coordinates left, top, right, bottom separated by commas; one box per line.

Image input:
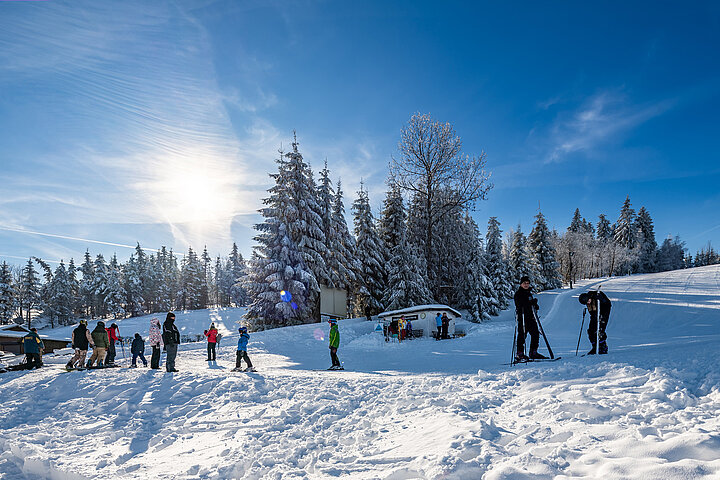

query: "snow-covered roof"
left=0, top=328, right=70, bottom=342
left=378, top=304, right=462, bottom=318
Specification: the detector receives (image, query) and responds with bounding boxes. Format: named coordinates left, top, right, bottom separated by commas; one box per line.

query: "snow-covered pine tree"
left=432, top=196, right=466, bottom=306
left=91, top=254, right=109, bottom=318
left=352, top=184, right=387, bottom=315
left=49, top=261, right=73, bottom=325
left=19, top=259, right=40, bottom=328
left=33, top=257, right=55, bottom=326
left=153, top=247, right=173, bottom=312
left=508, top=225, right=530, bottom=284
left=67, top=258, right=80, bottom=318
left=486, top=217, right=513, bottom=310
left=213, top=256, right=224, bottom=307
left=124, top=254, right=145, bottom=317
left=381, top=196, right=432, bottom=312
left=527, top=211, right=562, bottom=291
left=180, top=247, right=205, bottom=310
left=201, top=246, right=212, bottom=308
left=0, top=262, right=15, bottom=324
left=635, top=207, right=658, bottom=273
left=596, top=214, right=613, bottom=241
left=282, top=136, right=329, bottom=320
left=657, top=236, right=686, bottom=271
left=228, top=243, right=248, bottom=307
left=79, top=250, right=95, bottom=318
left=455, top=214, right=493, bottom=322
left=614, top=196, right=637, bottom=249
left=105, top=254, right=126, bottom=319
left=331, top=179, right=359, bottom=290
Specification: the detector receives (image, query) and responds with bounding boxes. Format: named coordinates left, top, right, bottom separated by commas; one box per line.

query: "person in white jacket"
left=148, top=317, right=164, bottom=369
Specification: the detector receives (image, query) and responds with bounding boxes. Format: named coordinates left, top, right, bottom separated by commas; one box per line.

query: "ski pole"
left=511, top=323, right=517, bottom=366
left=117, top=325, right=126, bottom=359
left=533, top=308, right=555, bottom=359
left=576, top=308, right=586, bottom=356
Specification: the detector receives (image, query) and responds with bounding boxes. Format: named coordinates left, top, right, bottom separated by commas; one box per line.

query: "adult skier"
left=130, top=333, right=148, bottom=367
left=22, top=327, right=44, bottom=369
left=435, top=312, right=442, bottom=340
left=204, top=323, right=219, bottom=361
left=233, top=326, right=254, bottom=372
left=441, top=313, right=450, bottom=339
left=514, top=275, right=547, bottom=362
left=578, top=290, right=612, bottom=354
left=148, top=317, right=163, bottom=369
left=162, top=312, right=180, bottom=372
left=87, top=321, right=109, bottom=368
left=328, top=318, right=342, bottom=370
left=105, top=322, right=120, bottom=366
left=66, top=320, right=93, bottom=369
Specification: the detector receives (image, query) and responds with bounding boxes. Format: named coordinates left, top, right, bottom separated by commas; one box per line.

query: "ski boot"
left=587, top=343, right=596, bottom=355
left=65, top=361, right=74, bottom=370
left=244, top=366, right=256, bottom=372
left=599, top=341, right=608, bottom=355
left=529, top=350, right=548, bottom=360
left=514, top=352, right=530, bottom=364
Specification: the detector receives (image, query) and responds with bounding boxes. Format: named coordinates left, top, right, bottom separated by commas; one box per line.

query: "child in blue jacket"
left=234, top=327, right=255, bottom=372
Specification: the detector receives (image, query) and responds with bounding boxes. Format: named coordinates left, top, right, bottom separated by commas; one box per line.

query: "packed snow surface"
left=1, top=266, right=720, bottom=479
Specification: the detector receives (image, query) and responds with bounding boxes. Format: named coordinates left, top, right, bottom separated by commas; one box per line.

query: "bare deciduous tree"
left=390, top=113, right=492, bottom=294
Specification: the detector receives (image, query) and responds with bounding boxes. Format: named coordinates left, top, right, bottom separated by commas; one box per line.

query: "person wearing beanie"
left=513, top=276, right=546, bottom=362
left=233, top=326, right=254, bottom=372
left=22, top=328, right=44, bottom=369
left=131, top=333, right=148, bottom=367
left=204, top=323, right=219, bottom=362
left=105, top=322, right=120, bottom=366
left=66, top=320, right=93, bottom=369
left=87, top=321, right=109, bottom=368
left=148, top=317, right=164, bottom=369
left=578, top=290, right=612, bottom=354
left=162, top=312, right=180, bottom=372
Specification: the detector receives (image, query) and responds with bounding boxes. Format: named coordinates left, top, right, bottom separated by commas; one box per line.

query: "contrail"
left=0, top=254, right=62, bottom=265
left=0, top=225, right=161, bottom=253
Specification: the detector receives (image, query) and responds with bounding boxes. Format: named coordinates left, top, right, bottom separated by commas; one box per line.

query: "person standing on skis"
left=579, top=290, right=612, bottom=354
left=234, top=326, right=254, bottom=372
left=148, top=317, right=163, bottom=369
left=131, top=333, right=148, bottom=367
left=105, top=322, right=120, bottom=366
left=162, top=312, right=180, bottom=372
left=87, top=321, right=109, bottom=368
left=514, top=275, right=547, bottom=362
left=328, top=318, right=342, bottom=370
left=66, top=320, right=93, bottom=369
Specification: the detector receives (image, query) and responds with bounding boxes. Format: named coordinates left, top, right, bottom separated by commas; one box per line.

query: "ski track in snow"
left=1, top=266, right=720, bottom=479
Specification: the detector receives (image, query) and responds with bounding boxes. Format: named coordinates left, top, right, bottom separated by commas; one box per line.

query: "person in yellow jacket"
left=22, top=328, right=44, bottom=369
left=328, top=318, right=343, bottom=370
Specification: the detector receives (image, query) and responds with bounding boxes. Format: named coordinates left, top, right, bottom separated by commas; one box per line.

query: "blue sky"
left=1, top=0, right=719, bottom=266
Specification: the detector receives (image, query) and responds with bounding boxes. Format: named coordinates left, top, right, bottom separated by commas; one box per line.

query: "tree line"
left=0, top=244, right=249, bottom=328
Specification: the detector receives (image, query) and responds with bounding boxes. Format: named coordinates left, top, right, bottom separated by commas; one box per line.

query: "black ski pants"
left=587, top=314, right=610, bottom=348
left=166, top=343, right=178, bottom=371
left=207, top=342, right=216, bottom=361
left=151, top=345, right=161, bottom=369
left=236, top=350, right=252, bottom=369
left=517, top=312, right=539, bottom=355
left=25, top=353, right=42, bottom=369
left=329, top=347, right=340, bottom=367
left=106, top=339, right=116, bottom=364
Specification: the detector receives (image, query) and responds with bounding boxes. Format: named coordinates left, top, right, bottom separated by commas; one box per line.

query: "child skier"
left=328, top=318, right=343, bottom=370
left=233, top=326, right=255, bottom=372
left=131, top=333, right=148, bottom=367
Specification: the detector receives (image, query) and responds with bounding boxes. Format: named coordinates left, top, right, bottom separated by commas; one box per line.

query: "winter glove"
left=531, top=298, right=539, bottom=311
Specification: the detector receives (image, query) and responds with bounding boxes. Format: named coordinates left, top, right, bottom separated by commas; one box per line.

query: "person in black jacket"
left=162, top=312, right=180, bottom=372
left=130, top=333, right=148, bottom=367
left=579, top=290, right=612, bottom=354
left=514, top=276, right=547, bottom=362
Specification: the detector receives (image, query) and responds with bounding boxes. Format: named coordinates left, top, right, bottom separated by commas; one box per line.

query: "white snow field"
left=1, top=265, right=719, bottom=479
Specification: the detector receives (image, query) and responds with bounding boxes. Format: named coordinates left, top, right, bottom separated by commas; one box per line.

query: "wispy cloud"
left=541, top=89, right=676, bottom=163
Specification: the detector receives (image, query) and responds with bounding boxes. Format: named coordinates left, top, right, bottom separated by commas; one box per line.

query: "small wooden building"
left=378, top=304, right=462, bottom=338
left=0, top=324, right=70, bottom=354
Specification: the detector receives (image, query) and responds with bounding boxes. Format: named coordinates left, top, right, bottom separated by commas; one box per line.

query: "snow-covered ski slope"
left=1, top=265, right=719, bottom=479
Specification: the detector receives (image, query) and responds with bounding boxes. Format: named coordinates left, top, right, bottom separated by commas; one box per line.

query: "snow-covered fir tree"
left=19, top=259, right=40, bottom=327
left=330, top=179, right=358, bottom=289
left=48, top=261, right=73, bottom=325
left=32, top=257, right=55, bottom=327
left=485, top=217, right=513, bottom=311
left=201, top=246, right=212, bottom=307
left=455, top=214, right=493, bottom=322
left=657, top=236, right=687, bottom=271
left=596, top=214, right=613, bottom=241
left=508, top=225, right=530, bottom=284
left=379, top=180, right=407, bottom=253
left=105, top=254, right=126, bottom=319
left=352, top=184, right=387, bottom=315
left=635, top=207, right=658, bottom=273
left=124, top=252, right=145, bottom=317
left=153, top=247, right=174, bottom=312
left=228, top=243, right=248, bottom=307
left=614, top=196, right=637, bottom=250
left=180, top=247, right=205, bottom=310
left=381, top=218, right=431, bottom=312
left=67, top=258, right=80, bottom=318
left=91, top=254, right=109, bottom=318
left=245, top=146, right=317, bottom=327
left=0, top=262, right=15, bottom=324
left=79, top=250, right=95, bottom=318
left=527, top=211, right=562, bottom=291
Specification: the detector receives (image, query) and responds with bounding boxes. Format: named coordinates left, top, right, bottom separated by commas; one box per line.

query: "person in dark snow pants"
left=234, top=327, right=254, bottom=372
left=22, top=328, right=44, bottom=369
left=579, top=290, right=612, bottom=354
left=162, top=312, right=180, bottom=372
left=205, top=324, right=219, bottom=361
left=328, top=318, right=342, bottom=369
left=514, top=276, right=546, bottom=362
left=105, top=323, right=120, bottom=366
left=435, top=313, right=442, bottom=340
left=131, top=333, right=148, bottom=367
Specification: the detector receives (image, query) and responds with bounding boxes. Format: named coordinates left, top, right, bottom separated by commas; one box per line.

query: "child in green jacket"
left=328, top=318, right=342, bottom=370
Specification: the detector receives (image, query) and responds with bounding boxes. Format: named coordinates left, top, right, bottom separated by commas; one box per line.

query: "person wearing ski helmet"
left=162, top=312, right=180, bottom=372
left=105, top=322, right=120, bottom=366
left=328, top=318, right=342, bottom=370
left=148, top=317, right=164, bottom=369
left=87, top=321, right=110, bottom=368
left=66, top=319, right=93, bottom=369
left=514, top=275, right=546, bottom=362
left=578, top=290, right=612, bottom=354
left=234, top=326, right=254, bottom=372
